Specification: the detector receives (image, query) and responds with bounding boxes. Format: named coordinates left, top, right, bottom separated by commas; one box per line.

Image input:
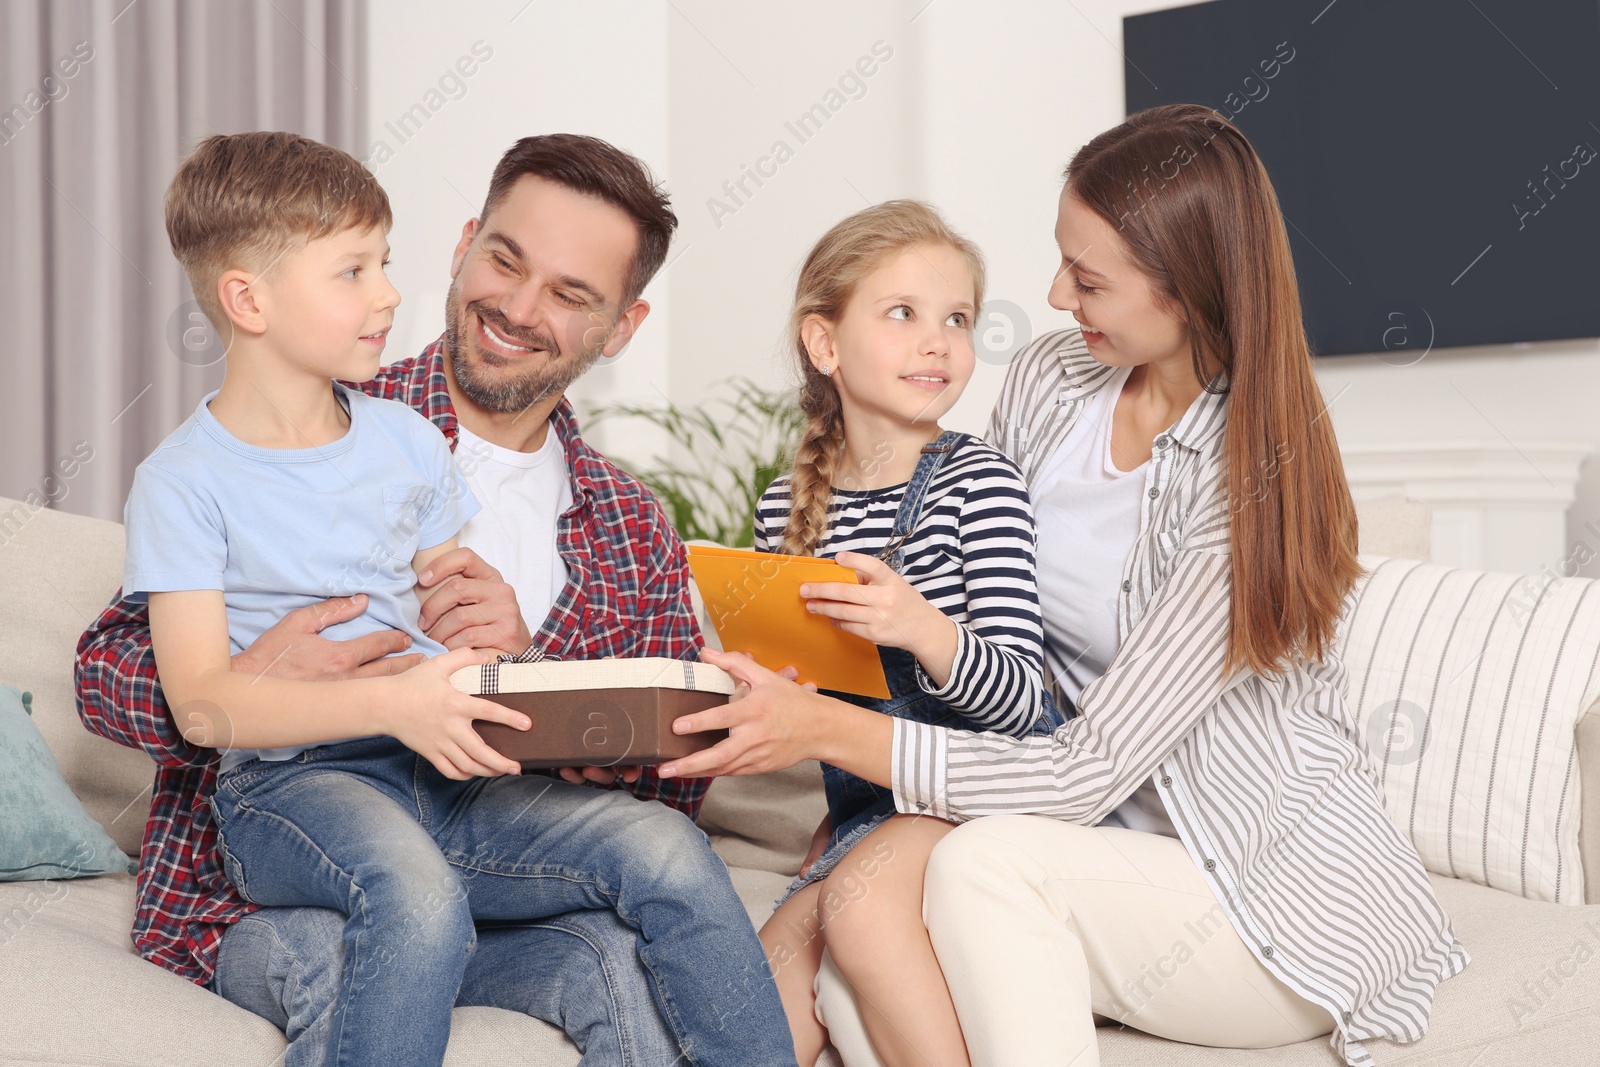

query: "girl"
left=749, top=200, right=1061, bottom=1067
left=664, top=108, right=1465, bottom=1067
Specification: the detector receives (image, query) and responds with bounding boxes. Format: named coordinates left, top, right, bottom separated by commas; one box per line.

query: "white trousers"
left=814, top=816, right=1335, bottom=1067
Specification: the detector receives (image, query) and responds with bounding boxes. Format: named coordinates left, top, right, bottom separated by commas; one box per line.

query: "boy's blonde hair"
left=164, top=131, right=392, bottom=331
left=779, top=199, right=985, bottom=557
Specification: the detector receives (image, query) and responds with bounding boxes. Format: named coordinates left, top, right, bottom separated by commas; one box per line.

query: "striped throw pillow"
left=1338, top=555, right=1600, bottom=903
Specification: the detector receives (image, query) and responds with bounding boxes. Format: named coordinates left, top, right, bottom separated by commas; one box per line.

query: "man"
left=76, top=133, right=797, bottom=1067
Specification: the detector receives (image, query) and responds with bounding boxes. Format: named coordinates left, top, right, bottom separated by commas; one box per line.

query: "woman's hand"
left=658, top=648, right=822, bottom=778
left=800, top=551, right=960, bottom=685
left=377, top=647, right=530, bottom=781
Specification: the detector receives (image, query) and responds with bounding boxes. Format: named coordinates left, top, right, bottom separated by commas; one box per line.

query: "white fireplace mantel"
left=1340, top=442, right=1591, bottom=574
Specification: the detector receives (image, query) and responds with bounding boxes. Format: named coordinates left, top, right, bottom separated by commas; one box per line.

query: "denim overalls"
left=783, top=430, right=1067, bottom=899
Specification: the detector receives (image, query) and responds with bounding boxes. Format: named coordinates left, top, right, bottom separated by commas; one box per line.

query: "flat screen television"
left=1123, top=0, right=1600, bottom=357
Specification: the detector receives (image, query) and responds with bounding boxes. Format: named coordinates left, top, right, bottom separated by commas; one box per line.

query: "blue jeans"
left=208, top=736, right=796, bottom=1067
left=211, top=906, right=682, bottom=1067
left=790, top=646, right=1066, bottom=897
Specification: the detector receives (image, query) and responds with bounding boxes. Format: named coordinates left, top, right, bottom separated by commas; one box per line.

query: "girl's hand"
left=378, top=647, right=530, bottom=780
left=658, top=648, right=820, bottom=778
left=800, top=551, right=960, bottom=683
left=800, top=814, right=833, bottom=878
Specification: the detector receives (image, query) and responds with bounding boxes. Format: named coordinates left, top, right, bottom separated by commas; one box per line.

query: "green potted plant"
left=590, top=378, right=803, bottom=548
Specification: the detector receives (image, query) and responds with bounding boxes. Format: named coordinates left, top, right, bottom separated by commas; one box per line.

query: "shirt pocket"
left=1156, top=524, right=1185, bottom=563
left=381, top=485, right=435, bottom=562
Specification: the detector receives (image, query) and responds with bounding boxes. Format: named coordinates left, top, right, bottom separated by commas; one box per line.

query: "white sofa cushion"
left=1094, top=874, right=1600, bottom=1066
left=1352, top=493, right=1432, bottom=563
left=1341, top=554, right=1600, bottom=904
left=0, top=865, right=816, bottom=1067
left=7, top=868, right=1595, bottom=1066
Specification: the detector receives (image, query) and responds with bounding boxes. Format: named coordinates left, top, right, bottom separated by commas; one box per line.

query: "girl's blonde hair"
left=779, top=200, right=986, bottom=557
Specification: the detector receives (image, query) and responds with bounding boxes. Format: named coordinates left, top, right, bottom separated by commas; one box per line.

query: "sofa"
left=2, top=492, right=1598, bottom=1066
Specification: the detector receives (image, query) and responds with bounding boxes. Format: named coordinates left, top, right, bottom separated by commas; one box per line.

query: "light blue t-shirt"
left=123, top=385, right=481, bottom=771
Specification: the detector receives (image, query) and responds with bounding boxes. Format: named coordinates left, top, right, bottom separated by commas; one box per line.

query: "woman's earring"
left=820, top=364, right=833, bottom=377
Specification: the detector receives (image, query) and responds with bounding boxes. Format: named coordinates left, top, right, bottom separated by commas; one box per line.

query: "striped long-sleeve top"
left=890, top=330, right=1469, bottom=1067
left=754, top=435, right=1045, bottom=735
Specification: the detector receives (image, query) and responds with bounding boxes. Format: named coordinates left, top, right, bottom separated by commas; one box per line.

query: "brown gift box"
left=454, top=658, right=733, bottom=770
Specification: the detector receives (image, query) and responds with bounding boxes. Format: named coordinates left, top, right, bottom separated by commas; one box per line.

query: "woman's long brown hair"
left=1066, top=104, right=1361, bottom=675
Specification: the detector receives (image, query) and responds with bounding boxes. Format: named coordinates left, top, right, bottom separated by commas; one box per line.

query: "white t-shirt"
left=1033, top=365, right=1147, bottom=704
left=1033, top=365, right=1177, bottom=838
left=453, top=423, right=573, bottom=637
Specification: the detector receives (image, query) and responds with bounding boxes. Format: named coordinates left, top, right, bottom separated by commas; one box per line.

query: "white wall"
left=368, top=0, right=1600, bottom=575
left=665, top=1, right=918, bottom=408
left=910, top=0, right=1136, bottom=436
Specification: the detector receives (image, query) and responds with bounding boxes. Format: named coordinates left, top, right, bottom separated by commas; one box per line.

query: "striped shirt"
left=890, top=330, right=1469, bottom=1067
left=754, top=435, right=1044, bottom=734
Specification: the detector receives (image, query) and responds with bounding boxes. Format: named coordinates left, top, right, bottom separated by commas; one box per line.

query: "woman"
left=659, top=104, right=1467, bottom=1067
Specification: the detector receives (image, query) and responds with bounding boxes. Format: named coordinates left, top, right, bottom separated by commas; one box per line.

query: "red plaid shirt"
left=74, top=339, right=710, bottom=985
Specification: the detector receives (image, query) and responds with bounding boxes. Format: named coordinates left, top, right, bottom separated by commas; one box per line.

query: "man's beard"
left=442, top=286, right=605, bottom=415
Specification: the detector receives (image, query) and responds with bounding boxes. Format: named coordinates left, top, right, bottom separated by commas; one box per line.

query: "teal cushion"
left=0, top=684, right=133, bottom=880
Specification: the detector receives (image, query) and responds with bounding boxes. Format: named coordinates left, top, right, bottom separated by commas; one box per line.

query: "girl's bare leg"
left=760, top=880, right=830, bottom=1067
left=819, top=814, right=969, bottom=1067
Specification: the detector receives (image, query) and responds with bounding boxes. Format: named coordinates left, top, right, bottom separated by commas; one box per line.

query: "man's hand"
left=230, top=594, right=422, bottom=681
left=555, top=765, right=643, bottom=786
left=417, top=548, right=535, bottom=657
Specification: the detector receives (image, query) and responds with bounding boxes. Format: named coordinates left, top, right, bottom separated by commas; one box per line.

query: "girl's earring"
left=820, top=364, right=833, bottom=377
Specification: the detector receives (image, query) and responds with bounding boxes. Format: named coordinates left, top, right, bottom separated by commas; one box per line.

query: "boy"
left=125, top=132, right=797, bottom=1067
left=125, top=129, right=522, bottom=1064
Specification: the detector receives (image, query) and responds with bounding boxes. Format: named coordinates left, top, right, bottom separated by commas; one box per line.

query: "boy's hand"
left=231, top=594, right=422, bottom=681
left=417, top=548, right=534, bottom=657
left=379, top=647, right=531, bottom=780
left=798, top=552, right=958, bottom=670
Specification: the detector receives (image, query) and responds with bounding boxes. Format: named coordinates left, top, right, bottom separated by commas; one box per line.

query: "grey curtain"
left=0, top=0, right=365, bottom=526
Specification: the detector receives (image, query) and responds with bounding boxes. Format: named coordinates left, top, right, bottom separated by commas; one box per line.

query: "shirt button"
left=1203, top=858, right=1216, bottom=871
left=1341, top=1011, right=1352, bottom=1024
left=1155, top=434, right=1171, bottom=448
left=1147, top=487, right=1159, bottom=499
left=1262, top=945, right=1275, bottom=958
left=1160, top=775, right=1172, bottom=787
left=1121, top=579, right=1132, bottom=592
